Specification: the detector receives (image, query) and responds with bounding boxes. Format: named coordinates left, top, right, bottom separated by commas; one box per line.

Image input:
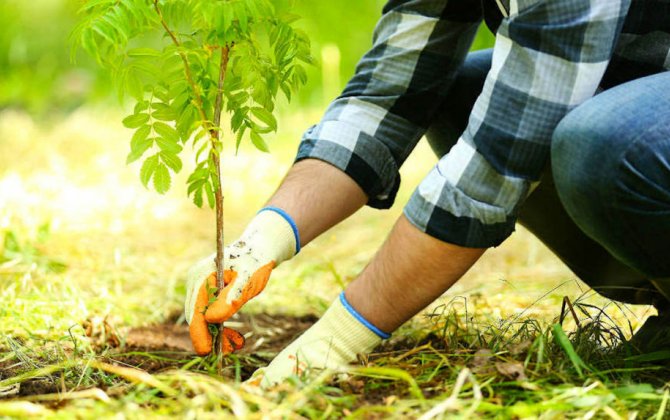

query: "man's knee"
left=552, top=96, right=670, bottom=277
left=551, top=107, right=617, bottom=229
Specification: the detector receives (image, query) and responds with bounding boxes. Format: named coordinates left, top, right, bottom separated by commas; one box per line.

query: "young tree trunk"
left=211, top=46, right=230, bottom=372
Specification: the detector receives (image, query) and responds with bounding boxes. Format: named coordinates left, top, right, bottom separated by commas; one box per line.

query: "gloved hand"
left=185, top=207, right=300, bottom=356
left=185, top=271, right=247, bottom=355
left=246, top=292, right=390, bottom=388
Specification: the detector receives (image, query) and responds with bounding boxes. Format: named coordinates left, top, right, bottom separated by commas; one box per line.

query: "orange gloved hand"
left=187, top=271, right=249, bottom=356
left=185, top=208, right=299, bottom=356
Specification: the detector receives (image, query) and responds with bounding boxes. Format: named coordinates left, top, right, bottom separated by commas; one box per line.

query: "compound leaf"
left=140, top=154, right=159, bottom=187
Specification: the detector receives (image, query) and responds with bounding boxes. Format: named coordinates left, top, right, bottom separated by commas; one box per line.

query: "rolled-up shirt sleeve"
left=405, top=0, right=631, bottom=247
left=296, top=0, right=483, bottom=208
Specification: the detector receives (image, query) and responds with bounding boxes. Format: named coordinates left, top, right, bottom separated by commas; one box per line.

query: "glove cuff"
left=256, top=292, right=390, bottom=387
left=240, top=207, right=300, bottom=265
left=338, top=292, right=391, bottom=339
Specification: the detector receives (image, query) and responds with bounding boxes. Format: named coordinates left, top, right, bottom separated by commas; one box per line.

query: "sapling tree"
left=71, top=0, right=311, bottom=359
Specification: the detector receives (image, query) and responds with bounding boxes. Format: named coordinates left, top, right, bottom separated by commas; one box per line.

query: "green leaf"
left=134, top=101, right=149, bottom=113
left=250, top=130, right=269, bottom=153
left=250, top=107, right=277, bottom=131
left=235, top=2, right=248, bottom=32
left=153, top=163, right=171, bottom=194
left=122, top=113, right=149, bottom=129
left=127, top=125, right=153, bottom=164
left=204, top=180, right=215, bottom=209
left=222, top=3, right=233, bottom=33
left=153, top=122, right=180, bottom=144
left=294, top=64, right=307, bottom=85
left=139, top=154, right=159, bottom=188
left=156, top=136, right=183, bottom=154
left=126, top=72, right=144, bottom=100
left=195, top=141, right=210, bottom=163
left=151, top=103, right=177, bottom=121
left=160, top=151, right=182, bottom=173
left=187, top=178, right=206, bottom=196
left=235, top=124, right=247, bottom=153
left=231, top=109, right=246, bottom=132
left=193, top=187, right=204, bottom=208
left=187, top=163, right=208, bottom=184
left=127, top=48, right=161, bottom=57
left=280, top=82, right=291, bottom=101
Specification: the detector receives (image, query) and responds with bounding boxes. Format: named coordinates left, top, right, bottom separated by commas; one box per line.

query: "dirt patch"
left=118, top=312, right=317, bottom=355
left=124, top=323, right=193, bottom=352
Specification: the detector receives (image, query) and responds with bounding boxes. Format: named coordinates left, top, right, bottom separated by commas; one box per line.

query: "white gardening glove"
left=185, top=207, right=300, bottom=355
left=246, top=292, right=390, bottom=388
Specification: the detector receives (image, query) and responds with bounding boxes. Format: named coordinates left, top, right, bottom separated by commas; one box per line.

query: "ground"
left=0, top=109, right=668, bottom=418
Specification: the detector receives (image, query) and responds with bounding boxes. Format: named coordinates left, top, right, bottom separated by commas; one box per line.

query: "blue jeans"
left=427, top=49, right=670, bottom=307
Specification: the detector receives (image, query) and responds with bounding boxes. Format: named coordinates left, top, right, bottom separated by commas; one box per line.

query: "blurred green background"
left=0, top=0, right=495, bottom=116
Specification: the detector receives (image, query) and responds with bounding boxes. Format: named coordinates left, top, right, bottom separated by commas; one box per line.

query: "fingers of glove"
left=222, top=327, right=245, bottom=351
left=244, top=261, right=276, bottom=298
left=220, top=327, right=245, bottom=354
left=189, top=274, right=217, bottom=355
left=205, top=262, right=275, bottom=323
left=204, top=292, right=242, bottom=324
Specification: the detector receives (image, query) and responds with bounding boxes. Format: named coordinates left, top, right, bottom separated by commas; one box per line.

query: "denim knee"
left=551, top=109, right=620, bottom=231
left=551, top=82, right=670, bottom=277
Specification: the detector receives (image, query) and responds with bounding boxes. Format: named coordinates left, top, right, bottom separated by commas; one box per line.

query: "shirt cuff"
left=295, top=123, right=401, bottom=209
left=404, top=179, right=516, bottom=248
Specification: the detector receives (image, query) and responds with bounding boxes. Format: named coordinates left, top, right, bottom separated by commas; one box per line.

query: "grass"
left=0, top=108, right=668, bottom=418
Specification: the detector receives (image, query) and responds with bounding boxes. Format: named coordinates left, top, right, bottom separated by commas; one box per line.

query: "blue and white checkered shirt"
left=296, top=0, right=669, bottom=247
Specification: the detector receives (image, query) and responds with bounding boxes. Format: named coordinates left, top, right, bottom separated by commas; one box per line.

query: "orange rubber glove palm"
left=185, top=208, right=299, bottom=355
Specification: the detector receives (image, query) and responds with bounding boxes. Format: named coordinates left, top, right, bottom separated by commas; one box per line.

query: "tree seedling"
left=71, top=0, right=311, bottom=367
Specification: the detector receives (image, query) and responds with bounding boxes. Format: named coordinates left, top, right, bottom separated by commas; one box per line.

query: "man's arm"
left=249, top=213, right=485, bottom=388
left=346, top=215, right=484, bottom=332
left=266, top=160, right=485, bottom=332
left=265, top=159, right=367, bottom=246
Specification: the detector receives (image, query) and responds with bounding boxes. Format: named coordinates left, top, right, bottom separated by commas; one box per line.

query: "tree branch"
left=211, top=46, right=230, bottom=367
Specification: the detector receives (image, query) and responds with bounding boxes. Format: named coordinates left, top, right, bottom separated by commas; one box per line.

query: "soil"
left=119, top=312, right=317, bottom=356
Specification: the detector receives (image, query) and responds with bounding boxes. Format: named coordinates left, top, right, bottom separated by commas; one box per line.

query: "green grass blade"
left=656, top=389, right=669, bottom=420
left=552, top=323, right=588, bottom=378
left=351, top=366, right=425, bottom=401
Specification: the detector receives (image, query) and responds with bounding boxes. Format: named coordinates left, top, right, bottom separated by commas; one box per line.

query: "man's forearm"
left=346, top=215, right=485, bottom=333
left=266, top=159, right=368, bottom=246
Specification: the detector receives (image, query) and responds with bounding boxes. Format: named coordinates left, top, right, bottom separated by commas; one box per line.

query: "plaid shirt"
left=296, top=0, right=670, bottom=248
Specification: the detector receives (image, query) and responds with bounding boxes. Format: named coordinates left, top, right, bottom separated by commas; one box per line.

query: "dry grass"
left=0, top=109, right=667, bottom=418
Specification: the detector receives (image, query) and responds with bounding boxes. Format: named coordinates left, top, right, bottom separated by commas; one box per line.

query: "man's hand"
left=184, top=249, right=276, bottom=355
left=246, top=292, right=388, bottom=388
left=184, top=208, right=299, bottom=356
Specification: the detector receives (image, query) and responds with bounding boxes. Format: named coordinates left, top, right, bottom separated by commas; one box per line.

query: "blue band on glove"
left=339, top=291, right=391, bottom=339
left=258, top=206, right=301, bottom=254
